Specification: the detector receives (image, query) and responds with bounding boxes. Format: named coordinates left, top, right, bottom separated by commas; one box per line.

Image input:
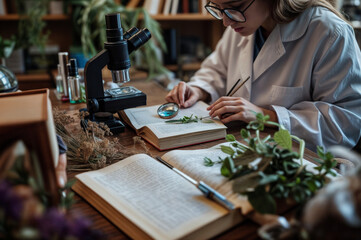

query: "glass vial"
left=67, top=59, right=82, bottom=104
left=56, top=64, right=64, bottom=94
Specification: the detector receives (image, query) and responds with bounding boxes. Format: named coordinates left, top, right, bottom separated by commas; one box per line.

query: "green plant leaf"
left=232, top=150, right=258, bottom=166
left=274, top=129, right=292, bottom=150
left=204, top=157, right=214, bottom=167
left=240, top=129, right=249, bottom=139
left=247, top=187, right=276, bottom=214
left=226, top=134, right=236, bottom=142
left=232, top=172, right=261, bottom=193
left=221, top=145, right=235, bottom=156
left=259, top=173, right=279, bottom=185
left=220, top=157, right=235, bottom=177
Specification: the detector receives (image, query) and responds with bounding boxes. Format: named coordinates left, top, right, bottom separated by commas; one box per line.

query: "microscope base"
left=80, top=109, right=125, bottom=135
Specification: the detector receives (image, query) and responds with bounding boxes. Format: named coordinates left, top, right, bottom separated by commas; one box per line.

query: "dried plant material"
left=53, top=108, right=147, bottom=172
left=133, top=136, right=149, bottom=153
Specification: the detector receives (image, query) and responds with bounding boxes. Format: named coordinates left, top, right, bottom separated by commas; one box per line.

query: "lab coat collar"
left=279, top=7, right=314, bottom=42
left=253, top=25, right=285, bottom=80
left=237, top=34, right=254, bottom=98
left=252, top=7, right=315, bottom=81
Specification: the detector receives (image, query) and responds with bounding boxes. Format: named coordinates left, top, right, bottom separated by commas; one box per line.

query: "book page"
left=76, top=154, right=228, bottom=240
left=122, top=101, right=218, bottom=130
left=162, top=142, right=254, bottom=214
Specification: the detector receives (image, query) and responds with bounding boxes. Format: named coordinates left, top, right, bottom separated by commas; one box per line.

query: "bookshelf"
left=0, top=0, right=224, bottom=89
left=0, top=14, right=70, bottom=21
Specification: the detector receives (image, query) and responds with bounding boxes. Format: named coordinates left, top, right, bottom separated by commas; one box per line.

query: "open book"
left=72, top=143, right=253, bottom=240
left=119, top=101, right=227, bottom=150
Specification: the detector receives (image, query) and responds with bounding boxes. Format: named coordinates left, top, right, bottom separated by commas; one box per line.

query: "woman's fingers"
left=165, top=85, right=180, bottom=104
left=56, top=153, right=67, bottom=188
left=177, top=82, right=187, bottom=106
left=166, top=82, right=202, bottom=108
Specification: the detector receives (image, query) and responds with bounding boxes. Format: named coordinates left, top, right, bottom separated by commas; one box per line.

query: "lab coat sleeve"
left=272, top=24, right=361, bottom=151
left=188, top=28, right=231, bottom=102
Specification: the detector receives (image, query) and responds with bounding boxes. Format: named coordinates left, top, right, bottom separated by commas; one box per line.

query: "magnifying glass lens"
left=157, top=102, right=179, bottom=119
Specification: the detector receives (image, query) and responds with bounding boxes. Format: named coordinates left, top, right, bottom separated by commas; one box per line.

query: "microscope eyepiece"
left=106, top=13, right=123, bottom=42
left=127, top=28, right=151, bottom=53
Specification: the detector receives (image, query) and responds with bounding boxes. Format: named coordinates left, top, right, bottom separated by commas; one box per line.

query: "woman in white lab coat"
left=165, top=0, right=361, bottom=152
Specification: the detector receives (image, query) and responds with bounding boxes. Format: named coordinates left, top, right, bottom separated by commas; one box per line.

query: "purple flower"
left=34, top=208, right=103, bottom=240
left=34, top=208, right=67, bottom=239
left=0, top=181, right=23, bottom=220
left=66, top=215, right=103, bottom=239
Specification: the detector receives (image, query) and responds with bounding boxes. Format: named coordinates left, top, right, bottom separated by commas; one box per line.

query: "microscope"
left=82, top=13, right=151, bottom=134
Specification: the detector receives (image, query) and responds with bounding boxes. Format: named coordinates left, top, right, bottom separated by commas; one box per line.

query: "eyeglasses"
left=205, top=0, right=256, bottom=23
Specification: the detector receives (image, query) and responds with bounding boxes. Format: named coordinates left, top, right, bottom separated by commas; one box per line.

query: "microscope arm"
left=84, top=49, right=109, bottom=101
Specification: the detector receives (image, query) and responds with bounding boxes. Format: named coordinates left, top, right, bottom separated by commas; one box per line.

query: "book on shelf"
left=143, top=0, right=163, bottom=15
left=119, top=101, right=227, bottom=151
left=190, top=0, right=199, bottom=13
left=163, top=28, right=178, bottom=64
left=200, top=0, right=208, bottom=14
left=170, top=0, right=179, bottom=14
left=182, top=0, right=189, bottom=13
left=0, top=0, right=6, bottom=15
left=72, top=143, right=253, bottom=240
left=163, top=0, right=172, bottom=14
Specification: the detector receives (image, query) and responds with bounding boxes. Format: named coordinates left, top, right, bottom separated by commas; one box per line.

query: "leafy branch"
left=165, top=114, right=214, bottom=124
left=204, top=113, right=337, bottom=214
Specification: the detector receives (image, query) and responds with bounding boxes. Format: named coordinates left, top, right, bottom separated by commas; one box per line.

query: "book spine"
left=189, top=0, right=198, bottom=13
left=0, top=0, right=6, bottom=15
left=163, top=28, right=178, bottom=65
left=163, top=0, right=172, bottom=15
left=200, top=0, right=207, bottom=15
left=171, top=0, right=179, bottom=15
left=182, top=0, right=189, bottom=13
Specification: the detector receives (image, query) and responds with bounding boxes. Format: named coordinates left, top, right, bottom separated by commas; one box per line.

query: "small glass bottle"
left=67, top=59, right=82, bottom=104
left=55, top=64, right=64, bottom=94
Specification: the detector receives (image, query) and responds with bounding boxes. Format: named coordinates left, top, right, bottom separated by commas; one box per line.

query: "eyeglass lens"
left=206, top=6, right=245, bottom=22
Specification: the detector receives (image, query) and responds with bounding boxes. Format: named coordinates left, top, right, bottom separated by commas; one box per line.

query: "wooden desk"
left=50, top=80, right=316, bottom=240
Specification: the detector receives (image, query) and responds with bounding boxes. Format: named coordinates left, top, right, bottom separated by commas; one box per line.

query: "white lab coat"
left=189, top=6, right=361, bottom=152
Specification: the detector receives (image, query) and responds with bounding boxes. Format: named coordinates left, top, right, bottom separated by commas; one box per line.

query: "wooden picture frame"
left=0, top=89, right=60, bottom=205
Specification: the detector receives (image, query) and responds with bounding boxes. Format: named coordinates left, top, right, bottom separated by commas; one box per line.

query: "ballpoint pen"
left=155, top=156, right=235, bottom=210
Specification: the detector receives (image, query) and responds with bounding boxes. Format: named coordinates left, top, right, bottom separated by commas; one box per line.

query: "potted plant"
left=64, top=0, right=169, bottom=78
left=15, top=0, right=49, bottom=50
left=0, top=36, right=19, bottom=93
left=4, top=0, right=50, bottom=74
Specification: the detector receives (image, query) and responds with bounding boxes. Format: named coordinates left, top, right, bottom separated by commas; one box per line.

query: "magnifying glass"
left=157, top=102, right=179, bottom=119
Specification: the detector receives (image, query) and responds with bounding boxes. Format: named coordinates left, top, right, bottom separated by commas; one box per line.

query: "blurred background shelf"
left=0, top=14, right=70, bottom=21
left=0, top=0, right=224, bottom=90
left=15, top=72, right=54, bottom=91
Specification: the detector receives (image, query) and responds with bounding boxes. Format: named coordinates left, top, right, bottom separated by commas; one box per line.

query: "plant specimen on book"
left=204, top=113, right=337, bottom=214
left=165, top=114, right=214, bottom=124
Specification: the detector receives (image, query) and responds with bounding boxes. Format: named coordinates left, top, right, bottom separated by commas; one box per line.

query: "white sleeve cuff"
left=271, top=105, right=291, bottom=131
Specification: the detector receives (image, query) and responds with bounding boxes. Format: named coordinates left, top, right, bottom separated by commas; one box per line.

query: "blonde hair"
left=271, top=0, right=345, bottom=23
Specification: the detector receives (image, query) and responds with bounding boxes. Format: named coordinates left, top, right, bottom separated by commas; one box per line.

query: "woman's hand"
left=165, top=82, right=209, bottom=108
left=207, top=97, right=278, bottom=125
left=55, top=153, right=67, bottom=188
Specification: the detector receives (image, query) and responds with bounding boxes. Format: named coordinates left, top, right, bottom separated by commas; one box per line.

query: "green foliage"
left=65, top=0, right=169, bottom=78
left=204, top=113, right=338, bottom=214
left=15, top=0, right=50, bottom=50
left=0, top=36, right=16, bottom=59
